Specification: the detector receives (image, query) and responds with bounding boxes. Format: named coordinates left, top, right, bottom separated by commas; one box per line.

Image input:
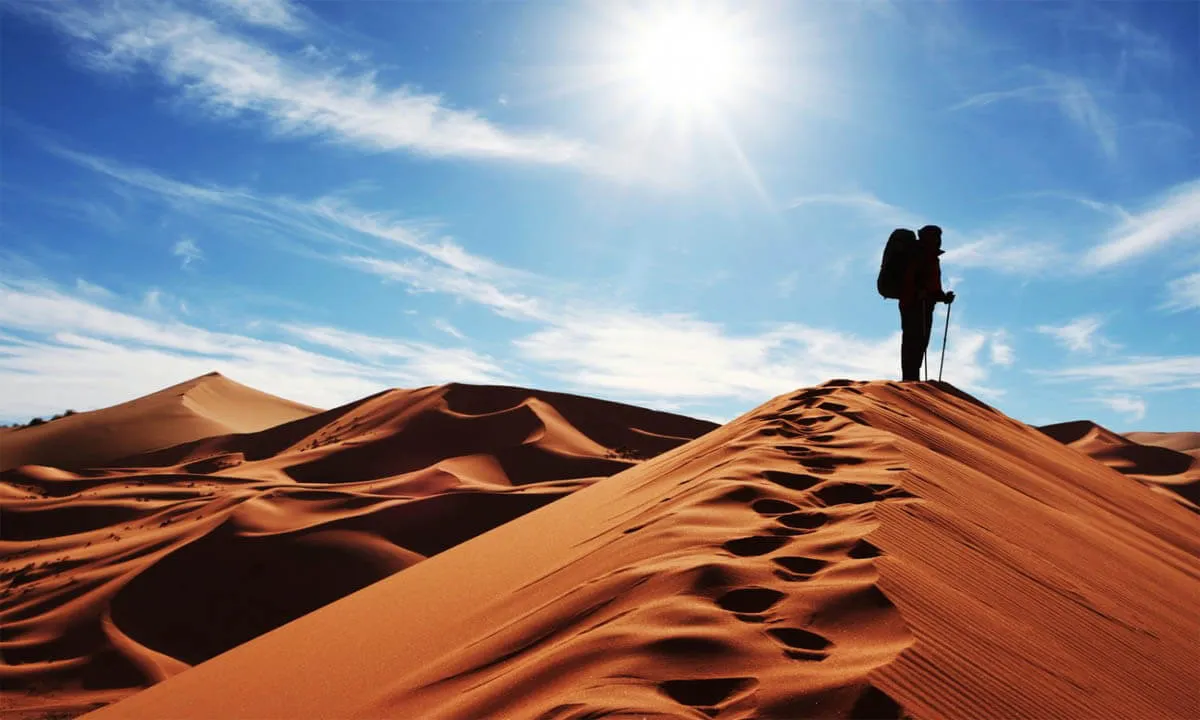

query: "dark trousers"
left=900, top=301, right=934, bottom=381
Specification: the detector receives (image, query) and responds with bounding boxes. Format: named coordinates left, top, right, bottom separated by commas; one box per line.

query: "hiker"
left=899, top=225, right=954, bottom=381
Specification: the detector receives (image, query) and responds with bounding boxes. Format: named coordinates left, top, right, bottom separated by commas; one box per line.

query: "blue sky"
left=1, top=0, right=1197, bottom=431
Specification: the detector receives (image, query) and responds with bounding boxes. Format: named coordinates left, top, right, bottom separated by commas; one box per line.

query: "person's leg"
left=900, top=304, right=921, bottom=381
left=922, top=302, right=936, bottom=373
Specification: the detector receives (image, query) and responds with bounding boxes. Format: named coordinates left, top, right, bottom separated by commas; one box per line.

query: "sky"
left=1, top=0, right=1197, bottom=431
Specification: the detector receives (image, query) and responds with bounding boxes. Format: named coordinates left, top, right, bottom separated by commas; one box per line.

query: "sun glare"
left=615, top=6, right=754, bottom=113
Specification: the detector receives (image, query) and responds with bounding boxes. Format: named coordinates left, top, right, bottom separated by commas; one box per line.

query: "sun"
left=613, top=5, right=755, bottom=114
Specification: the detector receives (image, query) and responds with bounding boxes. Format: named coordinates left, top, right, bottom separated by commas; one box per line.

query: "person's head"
left=918, top=224, right=943, bottom=250
left=889, top=228, right=917, bottom=245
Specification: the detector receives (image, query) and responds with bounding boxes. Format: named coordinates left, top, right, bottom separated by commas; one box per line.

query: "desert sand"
left=0, top=373, right=320, bottom=472
left=2, top=377, right=1197, bottom=718
left=1040, top=420, right=1200, bottom=512
left=3, top=376, right=1193, bottom=720
left=1, top=374, right=715, bottom=719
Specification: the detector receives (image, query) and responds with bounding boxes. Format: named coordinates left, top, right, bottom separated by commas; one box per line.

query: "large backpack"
left=877, top=228, right=916, bottom=299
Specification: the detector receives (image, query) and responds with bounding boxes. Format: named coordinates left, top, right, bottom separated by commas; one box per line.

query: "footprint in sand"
left=722, top=535, right=789, bottom=557
left=760, top=471, right=821, bottom=492
left=777, top=511, right=825, bottom=530
left=659, top=677, right=757, bottom=710
left=767, top=627, right=832, bottom=661
left=811, top=481, right=912, bottom=507
left=751, top=498, right=800, bottom=515
left=791, top=454, right=866, bottom=471
left=772, top=556, right=828, bottom=581
left=717, top=587, right=785, bottom=613
left=787, top=414, right=835, bottom=426
left=758, top=425, right=803, bottom=440
left=847, top=539, right=882, bottom=559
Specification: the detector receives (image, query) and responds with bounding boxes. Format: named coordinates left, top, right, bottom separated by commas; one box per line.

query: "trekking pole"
left=938, top=302, right=952, bottom=382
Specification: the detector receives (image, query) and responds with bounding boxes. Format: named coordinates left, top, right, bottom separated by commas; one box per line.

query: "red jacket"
left=899, top=244, right=945, bottom=310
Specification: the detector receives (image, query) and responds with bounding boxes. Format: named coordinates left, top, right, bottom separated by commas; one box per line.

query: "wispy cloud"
left=1162, top=271, right=1200, bottom=312
left=41, top=143, right=535, bottom=313
left=18, top=0, right=588, bottom=166
left=989, top=330, right=1015, bottom=366
left=513, top=311, right=1004, bottom=401
left=0, top=280, right=507, bottom=419
left=953, top=69, right=1117, bottom=159
left=1036, top=315, right=1116, bottom=353
left=75, top=278, right=113, bottom=297
left=205, top=0, right=303, bottom=31
left=787, top=192, right=921, bottom=229
left=1084, top=179, right=1200, bottom=269
left=941, top=232, right=1061, bottom=275
left=433, top=318, right=465, bottom=340
left=1046, top=356, right=1200, bottom=392
left=173, top=237, right=203, bottom=268
left=1095, top=394, right=1147, bottom=422
left=343, top=256, right=546, bottom=322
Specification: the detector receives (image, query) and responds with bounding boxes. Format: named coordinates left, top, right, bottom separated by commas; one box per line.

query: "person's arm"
left=925, top=257, right=946, bottom=302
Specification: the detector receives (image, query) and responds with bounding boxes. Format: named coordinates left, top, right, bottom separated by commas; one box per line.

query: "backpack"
left=877, top=228, right=916, bottom=299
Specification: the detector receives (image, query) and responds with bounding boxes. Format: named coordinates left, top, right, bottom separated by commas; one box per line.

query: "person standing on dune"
left=899, top=225, right=955, bottom=382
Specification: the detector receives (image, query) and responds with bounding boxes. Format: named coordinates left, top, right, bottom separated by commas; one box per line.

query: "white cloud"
left=206, top=0, right=303, bottom=31
left=989, top=330, right=1015, bottom=366
left=776, top=271, right=800, bottom=298
left=1162, top=271, right=1200, bottom=312
left=787, top=192, right=922, bottom=229
left=280, top=323, right=504, bottom=383
left=142, top=289, right=165, bottom=312
left=343, top=256, right=546, bottom=322
left=1046, top=356, right=1200, bottom=391
left=1095, top=394, right=1147, bottom=422
left=21, top=0, right=588, bottom=166
left=513, top=310, right=1000, bottom=401
left=75, top=278, right=113, bottom=297
left=953, top=69, right=1117, bottom=158
left=433, top=318, right=465, bottom=340
left=1084, top=179, right=1200, bottom=268
left=173, top=237, right=203, bottom=268
left=43, top=145, right=544, bottom=319
left=0, top=281, right=508, bottom=419
left=1036, top=315, right=1114, bottom=353
left=941, top=232, right=1062, bottom=275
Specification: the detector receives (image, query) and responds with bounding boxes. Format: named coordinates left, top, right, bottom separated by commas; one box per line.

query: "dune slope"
left=1040, top=420, right=1199, bottom=510
left=0, top=382, right=715, bottom=719
left=84, top=381, right=1200, bottom=720
left=0, top=373, right=320, bottom=472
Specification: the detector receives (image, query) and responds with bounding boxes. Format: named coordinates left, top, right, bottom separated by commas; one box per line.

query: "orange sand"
left=0, top=375, right=713, bottom=719
left=1041, top=420, right=1199, bottom=512
left=37, top=380, right=1196, bottom=719
left=0, top=373, right=319, bottom=472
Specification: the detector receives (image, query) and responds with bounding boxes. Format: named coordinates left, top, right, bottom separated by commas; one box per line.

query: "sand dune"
left=72, top=381, right=1199, bottom=720
left=1125, top=431, right=1200, bottom=461
left=1040, top=420, right=1199, bottom=511
left=0, top=377, right=715, bottom=719
left=0, top=373, right=320, bottom=472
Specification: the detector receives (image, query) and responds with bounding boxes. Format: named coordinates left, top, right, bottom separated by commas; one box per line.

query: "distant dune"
left=1040, top=420, right=1199, bottom=511
left=1124, top=431, right=1200, bottom=461
left=0, top=373, right=320, bottom=472
left=0, top=375, right=715, bottom=719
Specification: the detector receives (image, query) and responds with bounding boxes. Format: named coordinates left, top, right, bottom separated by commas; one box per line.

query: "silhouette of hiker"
left=900, top=225, right=955, bottom=381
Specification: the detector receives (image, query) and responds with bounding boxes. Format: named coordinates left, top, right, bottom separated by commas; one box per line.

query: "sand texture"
left=1041, top=420, right=1200, bottom=512
left=1, top=376, right=714, bottom=719
left=0, top=373, right=320, bottom=473
left=55, top=380, right=1200, bottom=720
